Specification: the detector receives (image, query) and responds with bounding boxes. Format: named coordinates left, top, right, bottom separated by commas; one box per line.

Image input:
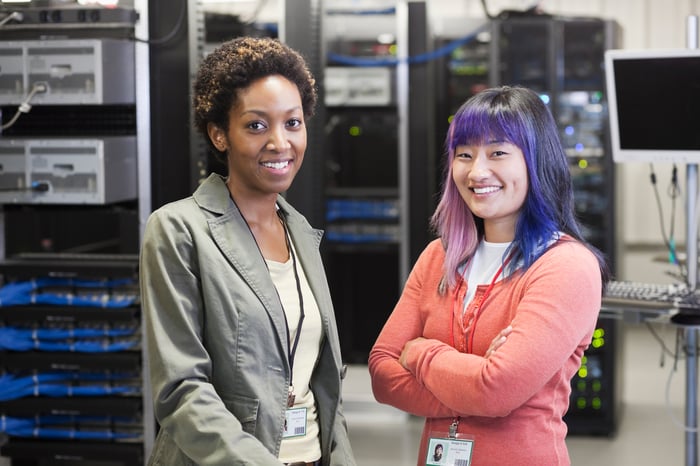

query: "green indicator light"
left=578, top=367, right=588, bottom=378
left=581, top=355, right=588, bottom=364
left=349, top=126, right=361, bottom=137
left=591, top=338, right=603, bottom=349
left=576, top=397, right=586, bottom=409
left=576, top=380, right=586, bottom=391
left=578, top=159, right=588, bottom=169
left=593, top=328, right=605, bottom=338
left=592, top=397, right=602, bottom=409
left=592, top=380, right=602, bottom=392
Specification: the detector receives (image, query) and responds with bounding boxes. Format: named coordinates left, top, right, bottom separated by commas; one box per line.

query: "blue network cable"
left=0, top=372, right=140, bottom=401
left=0, top=277, right=138, bottom=308
left=1, top=414, right=141, bottom=440
left=327, top=24, right=490, bottom=67
left=0, top=326, right=138, bottom=352
left=0, top=383, right=140, bottom=401
left=1, top=327, right=135, bottom=340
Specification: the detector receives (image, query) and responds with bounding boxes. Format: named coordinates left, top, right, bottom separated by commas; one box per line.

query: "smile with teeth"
left=261, top=160, right=290, bottom=169
left=472, top=186, right=501, bottom=194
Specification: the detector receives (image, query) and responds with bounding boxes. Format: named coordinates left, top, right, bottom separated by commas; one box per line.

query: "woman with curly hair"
left=140, top=37, right=356, bottom=466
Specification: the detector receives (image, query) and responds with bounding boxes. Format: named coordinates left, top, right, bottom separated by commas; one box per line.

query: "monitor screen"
left=604, top=48, right=700, bottom=164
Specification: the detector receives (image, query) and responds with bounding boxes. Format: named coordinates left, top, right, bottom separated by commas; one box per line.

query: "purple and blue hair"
left=431, top=86, right=607, bottom=290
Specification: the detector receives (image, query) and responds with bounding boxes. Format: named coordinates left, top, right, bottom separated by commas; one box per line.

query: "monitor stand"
left=678, top=16, right=700, bottom=466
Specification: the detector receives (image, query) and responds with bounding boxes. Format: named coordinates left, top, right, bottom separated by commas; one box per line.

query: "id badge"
left=425, top=433, right=474, bottom=466
left=282, top=407, right=307, bottom=438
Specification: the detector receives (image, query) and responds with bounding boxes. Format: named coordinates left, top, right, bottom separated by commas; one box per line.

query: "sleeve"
left=140, top=208, right=283, bottom=465
left=400, top=241, right=602, bottom=417
left=368, top=242, right=459, bottom=418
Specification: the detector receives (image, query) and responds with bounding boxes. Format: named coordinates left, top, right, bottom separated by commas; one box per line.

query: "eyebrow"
left=455, top=139, right=507, bottom=147
left=240, top=106, right=303, bottom=117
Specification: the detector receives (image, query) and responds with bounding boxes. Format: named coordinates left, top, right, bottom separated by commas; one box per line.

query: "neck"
left=229, top=186, right=288, bottom=262
left=227, top=183, right=279, bottom=227
left=483, top=225, right=515, bottom=244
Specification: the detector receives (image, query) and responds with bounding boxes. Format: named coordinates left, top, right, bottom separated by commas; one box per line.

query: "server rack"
left=303, top=2, right=435, bottom=364
left=490, top=17, right=619, bottom=262
left=0, top=256, right=144, bottom=465
left=0, top=1, right=155, bottom=463
left=321, top=7, right=403, bottom=364
left=492, top=16, right=621, bottom=436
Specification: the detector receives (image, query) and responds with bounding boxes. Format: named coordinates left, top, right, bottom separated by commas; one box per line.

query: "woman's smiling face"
left=451, top=139, right=529, bottom=242
left=208, top=74, right=307, bottom=197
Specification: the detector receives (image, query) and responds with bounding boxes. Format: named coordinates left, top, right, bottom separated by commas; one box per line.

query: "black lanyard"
left=279, top=211, right=305, bottom=407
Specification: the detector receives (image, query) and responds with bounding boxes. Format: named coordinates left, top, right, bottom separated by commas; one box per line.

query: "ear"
left=207, top=123, right=227, bottom=152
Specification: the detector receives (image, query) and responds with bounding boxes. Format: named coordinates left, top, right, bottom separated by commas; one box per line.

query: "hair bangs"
left=449, top=102, right=526, bottom=155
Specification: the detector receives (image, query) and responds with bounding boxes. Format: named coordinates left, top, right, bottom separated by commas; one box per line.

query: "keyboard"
left=603, top=280, right=697, bottom=311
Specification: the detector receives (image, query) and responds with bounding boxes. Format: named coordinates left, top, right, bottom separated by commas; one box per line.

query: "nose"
left=266, top=126, right=292, bottom=152
left=468, top=152, right=491, bottom=179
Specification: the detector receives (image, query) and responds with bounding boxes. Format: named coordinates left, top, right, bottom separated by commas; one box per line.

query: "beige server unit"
left=0, top=39, right=135, bottom=105
left=0, top=137, right=137, bottom=205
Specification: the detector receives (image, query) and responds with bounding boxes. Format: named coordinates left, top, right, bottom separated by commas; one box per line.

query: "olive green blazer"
left=140, top=173, right=355, bottom=466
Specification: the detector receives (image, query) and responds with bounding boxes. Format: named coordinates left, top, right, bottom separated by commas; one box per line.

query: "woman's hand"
left=484, top=325, right=512, bottom=359
left=399, top=337, right=426, bottom=369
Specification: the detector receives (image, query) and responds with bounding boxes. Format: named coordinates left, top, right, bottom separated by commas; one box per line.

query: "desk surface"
left=600, top=300, right=675, bottom=324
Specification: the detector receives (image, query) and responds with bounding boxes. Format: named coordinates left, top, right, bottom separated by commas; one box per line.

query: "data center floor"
left=344, top=323, right=688, bottom=466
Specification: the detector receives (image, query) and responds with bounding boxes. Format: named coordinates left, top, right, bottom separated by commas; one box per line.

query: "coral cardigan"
left=369, top=237, right=602, bottom=466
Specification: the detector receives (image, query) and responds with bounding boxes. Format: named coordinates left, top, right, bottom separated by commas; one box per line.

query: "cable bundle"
left=0, top=371, right=141, bottom=402
left=0, top=414, right=142, bottom=440
left=0, top=326, right=138, bottom=352
left=0, top=277, right=138, bottom=308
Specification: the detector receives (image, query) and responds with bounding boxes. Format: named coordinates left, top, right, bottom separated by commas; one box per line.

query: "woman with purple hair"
left=369, top=86, right=609, bottom=466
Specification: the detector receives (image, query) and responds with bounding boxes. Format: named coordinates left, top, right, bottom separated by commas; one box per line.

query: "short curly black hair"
left=192, top=36, right=318, bottom=157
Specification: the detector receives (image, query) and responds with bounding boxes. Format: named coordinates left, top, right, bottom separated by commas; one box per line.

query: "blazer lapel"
left=195, top=174, right=289, bottom=357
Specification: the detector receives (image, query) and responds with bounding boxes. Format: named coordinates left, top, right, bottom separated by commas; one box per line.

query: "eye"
left=287, top=117, right=303, bottom=129
left=248, top=120, right=267, bottom=131
left=454, top=146, right=472, bottom=159
left=492, top=150, right=507, bottom=157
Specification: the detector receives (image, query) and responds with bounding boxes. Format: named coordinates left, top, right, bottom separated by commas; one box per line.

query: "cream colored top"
left=266, top=237, right=323, bottom=463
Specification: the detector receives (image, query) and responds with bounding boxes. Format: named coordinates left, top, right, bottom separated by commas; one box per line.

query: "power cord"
left=1, top=82, right=48, bottom=132
left=649, top=163, right=685, bottom=280
left=130, top=0, right=186, bottom=46
left=0, top=11, right=23, bottom=28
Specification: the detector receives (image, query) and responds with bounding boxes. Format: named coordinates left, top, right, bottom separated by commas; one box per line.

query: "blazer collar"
left=192, top=174, right=328, bottom=354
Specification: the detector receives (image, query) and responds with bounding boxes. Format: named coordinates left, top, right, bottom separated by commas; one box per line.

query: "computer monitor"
left=604, top=47, right=700, bottom=164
